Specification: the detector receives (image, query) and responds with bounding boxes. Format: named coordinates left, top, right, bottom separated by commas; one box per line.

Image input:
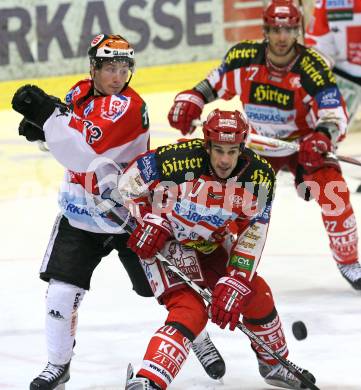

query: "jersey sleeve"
left=298, top=48, right=348, bottom=142
left=205, top=41, right=262, bottom=101
left=114, top=150, right=160, bottom=220
left=43, top=89, right=150, bottom=172
left=43, top=108, right=99, bottom=172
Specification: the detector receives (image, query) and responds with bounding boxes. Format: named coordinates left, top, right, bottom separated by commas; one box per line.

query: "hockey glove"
left=168, top=89, right=205, bottom=135
left=12, top=84, right=65, bottom=128
left=211, top=275, right=254, bottom=331
left=127, top=213, right=172, bottom=260
left=298, top=131, right=332, bottom=172
left=18, top=118, right=45, bottom=142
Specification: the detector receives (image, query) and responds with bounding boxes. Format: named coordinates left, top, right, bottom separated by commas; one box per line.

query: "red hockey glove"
left=298, top=132, right=332, bottom=172
left=211, top=275, right=254, bottom=331
left=127, top=213, right=172, bottom=260
left=167, top=89, right=205, bottom=135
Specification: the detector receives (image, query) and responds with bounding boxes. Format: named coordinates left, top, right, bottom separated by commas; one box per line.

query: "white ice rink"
left=1, top=95, right=361, bottom=389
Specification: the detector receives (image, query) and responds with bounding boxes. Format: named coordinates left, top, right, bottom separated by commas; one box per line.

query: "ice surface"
left=1, top=98, right=361, bottom=389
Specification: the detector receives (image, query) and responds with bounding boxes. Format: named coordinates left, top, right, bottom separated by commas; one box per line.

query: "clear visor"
left=91, top=56, right=135, bottom=70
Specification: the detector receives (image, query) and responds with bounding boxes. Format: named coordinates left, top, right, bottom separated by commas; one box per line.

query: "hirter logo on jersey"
left=101, top=95, right=130, bottom=122
left=250, top=83, right=294, bottom=110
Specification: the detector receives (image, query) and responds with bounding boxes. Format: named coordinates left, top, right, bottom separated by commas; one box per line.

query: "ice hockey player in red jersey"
left=168, top=0, right=361, bottom=291
left=11, top=34, right=224, bottom=389
left=116, top=109, right=316, bottom=389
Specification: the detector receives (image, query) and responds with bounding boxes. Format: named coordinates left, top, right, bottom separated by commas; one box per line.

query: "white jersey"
left=305, top=0, right=361, bottom=78
left=43, top=79, right=149, bottom=233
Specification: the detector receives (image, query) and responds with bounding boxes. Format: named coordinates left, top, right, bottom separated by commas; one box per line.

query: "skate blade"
left=55, top=384, right=66, bottom=390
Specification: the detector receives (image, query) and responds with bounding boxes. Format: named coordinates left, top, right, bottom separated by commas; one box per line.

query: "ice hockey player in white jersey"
left=305, top=0, right=361, bottom=121
left=11, top=34, right=225, bottom=389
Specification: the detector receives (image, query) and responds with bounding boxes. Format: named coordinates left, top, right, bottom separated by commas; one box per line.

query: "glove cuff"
left=315, top=125, right=331, bottom=139
left=315, top=122, right=339, bottom=145
left=143, top=213, right=172, bottom=235
left=217, top=275, right=252, bottom=297
left=193, top=80, right=217, bottom=103
left=174, top=91, right=205, bottom=110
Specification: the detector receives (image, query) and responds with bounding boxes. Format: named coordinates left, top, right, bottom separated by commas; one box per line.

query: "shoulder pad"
left=65, top=78, right=92, bottom=105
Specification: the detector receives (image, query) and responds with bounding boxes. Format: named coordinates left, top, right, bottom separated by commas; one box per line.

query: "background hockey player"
left=167, top=0, right=361, bottom=290
left=116, top=109, right=316, bottom=389
left=305, top=0, right=361, bottom=123
left=11, top=34, right=224, bottom=389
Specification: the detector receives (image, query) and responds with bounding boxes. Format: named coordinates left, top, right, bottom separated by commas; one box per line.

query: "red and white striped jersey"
left=205, top=41, right=348, bottom=144
left=43, top=78, right=149, bottom=232
left=117, top=139, right=275, bottom=281
left=305, top=0, right=361, bottom=78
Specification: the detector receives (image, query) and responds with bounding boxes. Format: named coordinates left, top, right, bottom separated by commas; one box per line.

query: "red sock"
left=244, top=314, right=288, bottom=365
left=137, top=325, right=191, bottom=389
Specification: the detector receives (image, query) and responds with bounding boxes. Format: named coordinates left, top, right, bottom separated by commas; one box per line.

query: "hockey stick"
left=192, top=119, right=361, bottom=167
left=248, top=133, right=361, bottom=167
left=37, top=140, right=50, bottom=152
left=153, top=252, right=319, bottom=390
left=95, top=197, right=319, bottom=390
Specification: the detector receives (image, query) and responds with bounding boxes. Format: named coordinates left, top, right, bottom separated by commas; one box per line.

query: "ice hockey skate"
left=258, top=359, right=316, bottom=389
left=192, top=330, right=225, bottom=380
left=337, top=261, right=361, bottom=290
left=125, top=364, right=161, bottom=390
left=30, top=361, right=70, bottom=390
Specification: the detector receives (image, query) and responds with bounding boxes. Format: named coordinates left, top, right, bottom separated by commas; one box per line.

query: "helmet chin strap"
left=121, top=72, right=133, bottom=92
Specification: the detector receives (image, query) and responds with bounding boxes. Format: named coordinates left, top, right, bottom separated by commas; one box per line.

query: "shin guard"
left=46, top=279, right=85, bottom=364
left=313, top=168, right=359, bottom=264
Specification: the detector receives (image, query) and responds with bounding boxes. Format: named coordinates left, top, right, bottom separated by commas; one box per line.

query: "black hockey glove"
left=11, top=84, right=66, bottom=128
left=18, top=118, right=45, bottom=142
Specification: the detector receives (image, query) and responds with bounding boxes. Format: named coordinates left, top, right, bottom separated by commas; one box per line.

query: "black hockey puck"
left=292, top=321, right=307, bottom=340
left=356, top=184, right=361, bottom=193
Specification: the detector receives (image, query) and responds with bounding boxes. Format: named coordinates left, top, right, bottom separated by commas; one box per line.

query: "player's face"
left=265, top=26, right=299, bottom=58
left=208, top=142, right=242, bottom=179
left=91, top=61, right=130, bottom=95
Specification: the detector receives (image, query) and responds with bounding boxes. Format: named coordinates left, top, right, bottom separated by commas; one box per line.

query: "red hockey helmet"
left=88, top=34, right=135, bottom=70
left=263, top=0, right=301, bottom=28
left=202, top=109, right=249, bottom=145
